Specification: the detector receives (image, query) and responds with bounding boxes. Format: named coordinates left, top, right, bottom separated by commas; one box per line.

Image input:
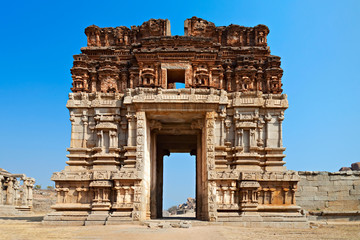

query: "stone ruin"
left=0, top=168, right=35, bottom=214
left=175, top=198, right=196, bottom=215
left=44, top=17, right=308, bottom=227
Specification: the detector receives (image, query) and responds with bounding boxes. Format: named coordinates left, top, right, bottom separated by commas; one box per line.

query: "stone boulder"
left=339, top=167, right=352, bottom=171
left=351, top=162, right=360, bottom=171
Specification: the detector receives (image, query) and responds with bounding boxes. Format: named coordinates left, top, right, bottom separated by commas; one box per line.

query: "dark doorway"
left=150, top=133, right=202, bottom=220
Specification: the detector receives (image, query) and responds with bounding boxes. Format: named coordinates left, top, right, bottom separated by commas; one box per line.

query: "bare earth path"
left=0, top=216, right=360, bottom=240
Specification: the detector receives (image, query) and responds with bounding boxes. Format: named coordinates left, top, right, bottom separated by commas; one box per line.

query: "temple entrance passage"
left=163, top=153, right=195, bottom=218
left=150, top=133, right=206, bottom=220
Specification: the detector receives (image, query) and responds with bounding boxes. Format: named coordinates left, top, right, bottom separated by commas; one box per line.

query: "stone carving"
left=45, top=18, right=305, bottom=227
left=0, top=168, right=35, bottom=211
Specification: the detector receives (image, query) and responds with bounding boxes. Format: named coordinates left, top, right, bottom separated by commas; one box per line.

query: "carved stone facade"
left=44, top=17, right=307, bottom=227
left=0, top=168, right=35, bottom=212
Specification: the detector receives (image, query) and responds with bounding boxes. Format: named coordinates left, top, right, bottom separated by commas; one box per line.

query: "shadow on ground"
left=0, top=216, right=44, bottom=222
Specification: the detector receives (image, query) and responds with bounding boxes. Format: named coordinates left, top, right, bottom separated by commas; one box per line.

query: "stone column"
left=121, top=71, right=128, bottom=92
left=250, top=129, right=256, bottom=148
left=126, top=113, right=136, bottom=147
left=277, top=112, right=284, bottom=148
left=257, top=119, right=264, bottom=147
left=282, top=187, right=289, bottom=204
left=82, top=113, right=88, bottom=148
left=70, top=112, right=76, bottom=148
left=206, top=112, right=217, bottom=221
left=26, top=178, right=35, bottom=206
left=97, top=131, right=103, bottom=148
left=264, top=113, right=272, bottom=147
left=55, top=187, right=62, bottom=203
left=6, top=178, right=14, bottom=205
left=13, top=179, right=19, bottom=206
left=129, top=73, right=134, bottom=89
left=0, top=176, right=3, bottom=205
left=219, top=108, right=226, bottom=146
left=237, top=129, right=243, bottom=147
left=224, top=118, right=232, bottom=145
left=76, top=187, right=89, bottom=203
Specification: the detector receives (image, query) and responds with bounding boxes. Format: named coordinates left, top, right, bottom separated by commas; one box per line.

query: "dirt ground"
left=0, top=215, right=360, bottom=240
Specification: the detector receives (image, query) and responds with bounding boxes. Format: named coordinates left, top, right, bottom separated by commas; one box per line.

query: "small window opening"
left=167, top=69, right=185, bottom=89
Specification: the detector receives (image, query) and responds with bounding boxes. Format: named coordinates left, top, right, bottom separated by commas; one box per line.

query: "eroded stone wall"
left=296, top=171, right=360, bottom=211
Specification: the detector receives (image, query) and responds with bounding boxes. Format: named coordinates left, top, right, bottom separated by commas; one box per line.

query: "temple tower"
left=44, top=17, right=307, bottom=227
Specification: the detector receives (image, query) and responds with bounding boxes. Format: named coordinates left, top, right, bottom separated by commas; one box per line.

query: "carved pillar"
left=224, top=118, right=232, bottom=145
left=109, top=130, right=117, bottom=148
left=219, top=108, right=226, bottom=146
left=115, top=186, right=122, bottom=204
left=269, top=188, right=275, bottom=204
left=121, top=71, right=128, bottom=92
left=97, top=131, right=103, bottom=148
left=206, top=112, right=217, bottom=221
left=76, top=187, right=89, bottom=203
left=70, top=112, right=75, bottom=148
left=155, top=63, right=159, bottom=86
left=230, top=182, right=236, bottom=205
left=129, top=73, right=134, bottom=88
left=26, top=179, right=34, bottom=206
left=6, top=178, right=14, bottom=205
left=126, top=113, right=136, bottom=147
left=250, top=129, right=256, bottom=147
left=13, top=180, right=19, bottom=205
left=257, top=119, right=264, bottom=147
left=82, top=113, right=88, bottom=148
left=233, top=112, right=241, bottom=147
left=282, top=187, right=289, bottom=204
left=278, top=112, right=284, bottom=148
left=264, top=113, right=272, bottom=147
left=55, top=187, right=62, bottom=203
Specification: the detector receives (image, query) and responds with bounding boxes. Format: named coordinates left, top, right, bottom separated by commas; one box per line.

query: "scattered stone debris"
left=146, top=221, right=192, bottom=229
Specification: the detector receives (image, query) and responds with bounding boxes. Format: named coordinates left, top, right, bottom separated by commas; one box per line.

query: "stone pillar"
left=219, top=108, right=226, bottom=146
left=70, top=112, right=76, bottom=148
left=257, top=119, right=264, bottom=147
left=134, top=111, right=147, bottom=221
left=97, top=131, right=103, bottom=148
left=6, top=178, right=14, bottom=205
left=26, top=178, right=35, bottom=206
left=264, top=113, right=272, bottom=147
left=0, top=176, right=3, bottom=205
left=278, top=112, right=284, bottom=148
left=250, top=129, right=256, bottom=148
left=224, top=118, right=232, bottom=145
left=126, top=113, right=136, bottom=147
left=205, top=112, right=217, bottom=221
left=82, top=113, right=88, bottom=148
left=237, top=129, right=243, bottom=147
left=21, top=180, right=28, bottom=206
left=233, top=112, right=241, bottom=147
left=13, top=179, right=19, bottom=206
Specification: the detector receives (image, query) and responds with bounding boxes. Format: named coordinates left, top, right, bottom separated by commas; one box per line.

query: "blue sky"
left=1, top=1, right=359, bottom=208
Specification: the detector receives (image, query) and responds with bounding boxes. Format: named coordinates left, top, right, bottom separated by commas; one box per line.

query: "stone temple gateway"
left=44, top=17, right=307, bottom=227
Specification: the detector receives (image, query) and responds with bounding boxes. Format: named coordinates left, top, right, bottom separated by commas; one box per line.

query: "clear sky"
left=1, top=1, right=359, bottom=209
